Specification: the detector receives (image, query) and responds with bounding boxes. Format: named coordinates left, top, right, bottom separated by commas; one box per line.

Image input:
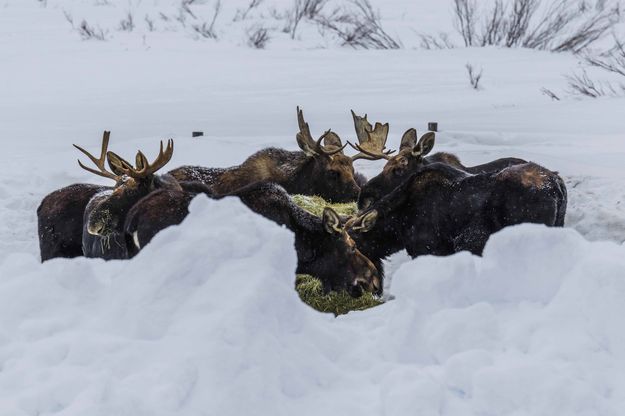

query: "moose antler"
left=348, top=110, right=395, bottom=161
left=296, top=106, right=347, bottom=157
left=73, top=131, right=120, bottom=181
left=108, top=139, right=174, bottom=179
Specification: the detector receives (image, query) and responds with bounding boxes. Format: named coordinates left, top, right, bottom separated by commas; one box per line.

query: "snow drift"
left=1, top=194, right=624, bottom=415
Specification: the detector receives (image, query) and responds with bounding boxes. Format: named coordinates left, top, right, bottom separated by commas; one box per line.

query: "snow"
left=1, top=202, right=625, bottom=415
left=1, top=0, right=625, bottom=414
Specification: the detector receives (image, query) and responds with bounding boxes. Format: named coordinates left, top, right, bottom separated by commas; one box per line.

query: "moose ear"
left=323, top=131, right=344, bottom=154
left=359, top=210, right=378, bottom=232
left=412, top=132, right=435, bottom=157
left=322, top=207, right=343, bottom=235
left=400, top=128, right=417, bottom=150
left=350, top=210, right=378, bottom=233
left=107, top=151, right=133, bottom=175
left=296, top=133, right=317, bottom=157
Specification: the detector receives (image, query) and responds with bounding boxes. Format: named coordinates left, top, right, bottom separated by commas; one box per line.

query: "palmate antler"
left=347, top=110, right=396, bottom=161
left=296, top=106, right=347, bottom=157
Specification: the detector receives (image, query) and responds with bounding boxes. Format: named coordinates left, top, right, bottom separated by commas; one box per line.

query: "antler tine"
left=297, top=106, right=314, bottom=144
left=314, top=130, right=347, bottom=156
left=123, top=139, right=174, bottom=179
left=73, top=131, right=120, bottom=181
left=348, top=141, right=393, bottom=161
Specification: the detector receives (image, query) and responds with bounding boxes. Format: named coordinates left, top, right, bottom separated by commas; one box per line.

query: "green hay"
left=291, top=194, right=358, bottom=217
left=295, top=274, right=383, bottom=316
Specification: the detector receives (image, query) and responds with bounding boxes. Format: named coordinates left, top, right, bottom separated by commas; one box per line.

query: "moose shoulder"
left=169, top=107, right=364, bottom=203
left=348, top=162, right=567, bottom=263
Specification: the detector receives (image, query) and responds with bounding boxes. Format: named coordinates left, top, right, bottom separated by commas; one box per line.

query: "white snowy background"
left=0, top=0, right=624, bottom=414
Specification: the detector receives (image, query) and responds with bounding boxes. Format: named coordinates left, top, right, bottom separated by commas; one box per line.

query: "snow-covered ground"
left=1, top=0, right=624, bottom=414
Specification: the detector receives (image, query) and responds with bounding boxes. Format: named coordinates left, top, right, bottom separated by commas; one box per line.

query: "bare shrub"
left=466, top=63, right=483, bottom=89
left=285, top=0, right=329, bottom=39
left=247, top=26, right=271, bottom=49
left=145, top=15, right=155, bottom=31
left=540, top=87, right=560, bottom=100
left=191, top=0, right=221, bottom=39
left=566, top=69, right=621, bottom=97
left=418, top=32, right=455, bottom=49
left=585, top=36, right=625, bottom=77
left=316, top=0, right=401, bottom=49
left=567, top=36, right=625, bottom=98
left=78, top=20, right=108, bottom=41
left=234, top=0, right=265, bottom=22
left=453, top=0, right=477, bottom=46
left=181, top=0, right=197, bottom=19
left=452, top=0, right=619, bottom=53
left=119, top=12, right=134, bottom=32
left=63, top=10, right=74, bottom=28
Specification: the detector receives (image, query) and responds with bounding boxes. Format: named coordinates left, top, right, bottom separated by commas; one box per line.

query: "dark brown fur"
left=358, top=142, right=526, bottom=209
left=37, top=183, right=108, bottom=261
left=170, top=147, right=362, bottom=203
left=349, top=162, right=567, bottom=271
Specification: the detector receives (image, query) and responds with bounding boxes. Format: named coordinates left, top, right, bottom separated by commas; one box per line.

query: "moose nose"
left=87, top=222, right=105, bottom=236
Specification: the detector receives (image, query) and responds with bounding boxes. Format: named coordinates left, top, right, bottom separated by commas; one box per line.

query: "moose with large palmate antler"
left=169, top=107, right=367, bottom=202
left=346, top=111, right=527, bottom=209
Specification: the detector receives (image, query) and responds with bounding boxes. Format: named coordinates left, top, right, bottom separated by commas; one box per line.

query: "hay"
left=295, top=274, right=383, bottom=316
left=291, top=194, right=358, bottom=217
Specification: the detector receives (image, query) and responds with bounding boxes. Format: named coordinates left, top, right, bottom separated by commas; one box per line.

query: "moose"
left=345, top=162, right=567, bottom=276
left=38, top=132, right=183, bottom=261
left=169, top=107, right=368, bottom=202
left=346, top=111, right=526, bottom=209
left=78, top=136, right=184, bottom=259
left=124, top=181, right=381, bottom=297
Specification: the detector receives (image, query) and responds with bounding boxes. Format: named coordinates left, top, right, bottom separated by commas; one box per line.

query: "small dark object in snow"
left=428, top=122, right=438, bottom=132
left=192, top=131, right=204, bottom=137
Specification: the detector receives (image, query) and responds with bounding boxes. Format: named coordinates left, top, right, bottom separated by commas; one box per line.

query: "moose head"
left=74, top=131, right=180, bottom=258
left=305, top=207, right=381, bottom=297
left=293, top=107, right=363, bottom=203
left=347, top=111, right=436, bottom=210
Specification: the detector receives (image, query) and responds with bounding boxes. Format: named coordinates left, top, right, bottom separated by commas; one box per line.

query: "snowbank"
left=1, top=194, right=624, bottom=415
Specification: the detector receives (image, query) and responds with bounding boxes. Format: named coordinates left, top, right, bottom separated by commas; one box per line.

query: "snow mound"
left=1, top=195, right=624, bottom=415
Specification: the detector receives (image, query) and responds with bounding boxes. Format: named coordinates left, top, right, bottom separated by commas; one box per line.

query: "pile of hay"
left=291, top=194, right=358, bottom=217
left=295, top=274, right=382, bottom=316
left=291, top=195, right=382, bottom=316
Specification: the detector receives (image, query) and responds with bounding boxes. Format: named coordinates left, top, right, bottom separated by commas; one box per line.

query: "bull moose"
left=38, top=132, right=183, bottom=260
left=169, top=107, right=368, bottom=202
left=346, top=162, right=567, bottom=273
left=346, top=111, right=526, bottom=209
